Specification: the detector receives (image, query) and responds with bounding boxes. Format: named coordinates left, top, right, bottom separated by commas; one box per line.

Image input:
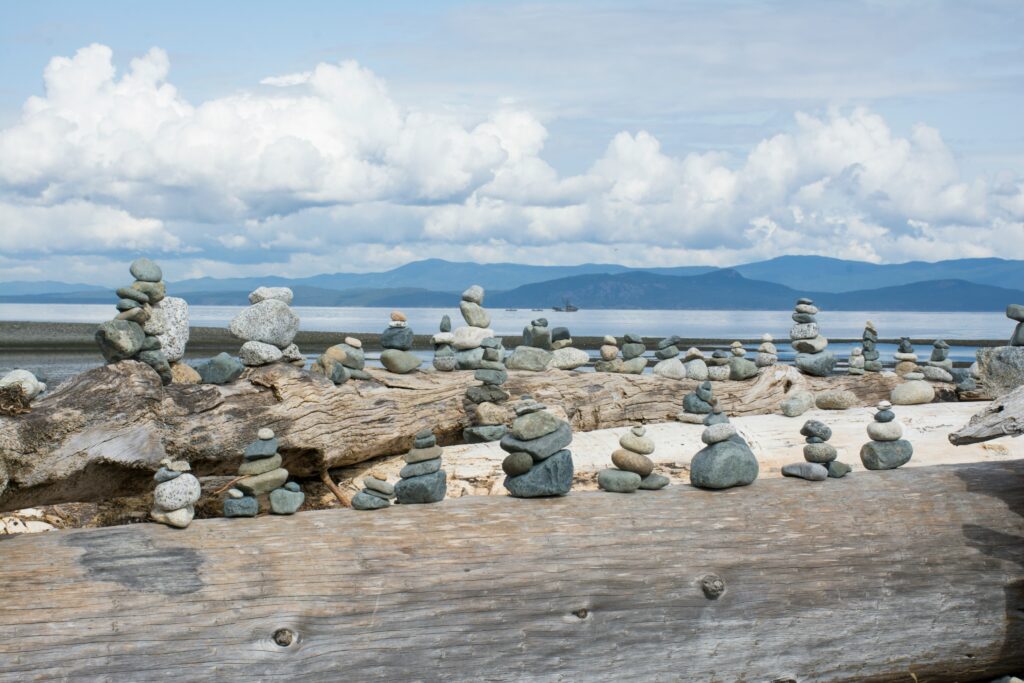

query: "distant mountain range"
left=1, top=256, right=1021, bottom=311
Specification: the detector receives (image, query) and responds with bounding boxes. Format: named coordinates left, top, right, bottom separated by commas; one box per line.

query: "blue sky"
left=1, top=0, right=1023, bottom=284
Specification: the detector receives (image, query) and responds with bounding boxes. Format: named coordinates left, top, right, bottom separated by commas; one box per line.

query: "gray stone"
left=249, top=286, right=294, bottom=305
left=619, top=357, right=648, bottom=375
left=619, top=428, right=655, bottom=455
left=269, top=487, right=304, bottom=514
left=1007, top=304, right=1024, bottom=322
left=150, top=505, right=194, bottom=528
left=792, top=335, right=829, bottom=354
left=504, top=449, right=573, bottom=498
left=706, top=365, right=731, bottom=381
left=239, top=340, right=284, bottom=366
left=461, top=284, right=484, bottom=304
left=153, top=467, right=181, bottom=484
left=395, top=470, right=447, bottom=504
left=244, top=437, right=278, bottom=460
left=655, top=346, right=680, bottom=360
left=506, top=346, right=553, bottom=371
left=258, top=426, right=274, bottom=440
left=890, top=380, right=934, bottom=405
left=95, top=320, right=145, bottom=362
left=702, top=423, right=737, bottom=445
left=875, top=409, right=895, bottom=423
left=703, top=410, right=729, bottom=426
left=860, top=439, right=913, bottom=470
left=623, top=333, right=643, bottom=344
left=550, top=347, right=590, bottom=370
left=611, top=449, right=654, bottom=476
left=380, top=349, right=422, bottom=374
left=415, top=430, right=436, bottom=447
left=511, top=410, right=561, bottom=440
left=803, top=442, right=838, bottom=464
left=466, top=384, right=510, bottom=404
left=463, top=425, right=508, bottom=443
left=138, top=349, right=172, bottom=384
left=474, top=368, right=508, bottom=385
left=684, top=359, right=709, bottom=380
left=789, top=322, right=820, bottom=340
left=130, top=257, right=163, bottom=282
left=728, top=357, right=759, bottom=380
left=237, top=468, right=289, bottom=496
left=800, top=420, right=832, bottom=441
left=815, top=389, right=859, bottom=411
left=500, top=422, right=573, bottom=461
left=639, top=473, right=670, bottom=490
left=795, top=352, right=836, bottom=377
left=460, top=301, right=491, bottom=328
left=237, top=453, right=282, bottom=476
left=400, top=457, right=442, bottom=479
left=117, top=286, right=149, bottom=304
left=652, top=358, right=687, bottom=380
left=782, top=462, right=828, bottom=481
left=921, top=366, right=953, bottom=383
left=975, top=346, right=1024, bottom=395
left=867, top=421, right=903, bottom=441
left=116, top=298, right=141, bottom=312
left=132, top=279, right=166, bottom=304
left=433, top=353, right=458, bottom=372
left=780, top=390, right=814, bottom=417
left=598, top=468, right=642, bottom=493
left=689, top=440, right=759, bottom=490
left=229, top=299, right=299, bottom=348
left=440, top=315, right=452, bottom=333
left=381, top=326, right=414, bottom=350
left=405, top=445, right=443, bottom=464
left=224, top=496, right=259, bottom=517
left=826, top=461, right=852, bottom=478
left=154, top=473, right=201, bottom=511
left=452, top=327, right=494, bottom=351
left=791, top=312, right=816, bottom=324
left=352, top=491, right=390, bottom=510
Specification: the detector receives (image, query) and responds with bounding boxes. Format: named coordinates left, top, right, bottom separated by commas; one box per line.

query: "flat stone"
left=803, top=442, right=838, bottom=464
left=461, top=284, right=484, bottom=304
left=224, top=496, right=259, bottom=517
left=236, top=468, right=290, bottom=496
left=405, top=444, right=443, bottom=463
left=684, top=359, right=709, bottom=380
left=269, top=488, right=304, bottom=514
left=792, top=335, right=829, bottom=354
left=463, top=425, right=508, bottom=443
left=511, top=410, right=561, bottom=440
left=239, top=340, right=284, bottom=366
left=867, top=420, right=904, bottom=441
left=395, top=470, right=447, bottom=504
left=154, top=473, right=202, bottom=511
left=789, top=322, right=820, bottom=341
left=502, top=452, right=534, bottom=477
left=452, top=326, right=495, bottom=350
left=550, top=347, right=589, bottom=370
left=381, top=326, right=414, bottom=351
left=506, top=346, right=553, bottom=372
left=153, top=467, right=180, bottom=483
left=891, top=380, right=934, bottom=405
left=466, top=384, right=510, bottom=404
left=500, top=422, right=573, bottom=461
left=703, top=410, right=729, bottom=426
left=598, top=468, right=642, bottom=493
left=249, top=286, right=294, bottom=305
left=352, top=491, right=390, bottom=510
left=504, top=449, right=573, bottom=498
left=689, top=440, right=759, bottom=490
left=151, top=505, right=194, bottom=528
left=794, top=303, right=819, bottom=315
left=922, top=366, right=954, bottom=383
left=130, top=257, right=163, bottom=282
left=860, top=439, right=913, bottom=470
left=229, top=299, right=299, bottom=347
left=728, top=357, right=759, bottom=380
left=474, top=368, right=508, bottom=385
left=815, top=389, right=859, bottom=411
left=795, top=351, right=836, bottom=377
left=618, top=430, right=655, bottom=455
left=244, top=437, right=278, bottom=460
left=361, top=477, right=394, bottom=496
left=826, top=461, right=852, bottom=478
left=1006, top=304, right=1024, bottom=322
left=702, top=423, right=737, bottom=445
left=611, top=449, right=654, bottom=477
left=380, top=349, right=422, bottom=374
left=95, top=320, right=145, bottom=362
left=400, top=457, right=442, bottom=478
left=639, top=473, right=670, bottom=490
left=652, top=358, right=687, bottom=380
left=238, top=453, right=282, bottom=475
left=782, top=462, right=828, bottom=481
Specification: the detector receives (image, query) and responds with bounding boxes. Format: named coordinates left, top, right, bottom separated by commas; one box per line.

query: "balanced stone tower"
left=432, top=315, right=457, bottom=371
left=848, top=347, right=865, bottom=375
left=928, top=340, right=953, bottom=371
left=395, top=429, right=447, bottom=504
left=312, top=336, right=368, bottom=385
left=223, top=427, right=294, bottom=517
left=352, top=473, right=396, bottom=510
left=464, top=337, right=510, bottom=443
left=790, top=297, right=835, bottom=377
left=861, top=321, right=882, bottom=372
left=507, top=318, right=554, bottom=371
left=860, top=400, right=913, bottom=470
left=599, top=426, right=670, bottom=493
left=380, top=310, right=422, bottom=374
left=652, top=336, right=687, bottom=379
left=618, top=334, right=648, bottom=374
left=893, top=337, right=920, bottom=377
left=501, top=397, right=574, bottom=497
left=548, top=325, right=589, bottom=370
left=689, top=411, right=759, bottom=490
left=706, top=349, right=731, bottom=381
left=596, top=336, right=622, bottom=373
left=452, top=285, right=496, bottom=370
left=230, top=287, right=302, bottom=368
left=782, top=419, right=850, bottom=481
left=755, top=334, right=778, bottom=368
left=677, top=380, right=715, bottom=424
left=151, top=458, right=201, bottom=528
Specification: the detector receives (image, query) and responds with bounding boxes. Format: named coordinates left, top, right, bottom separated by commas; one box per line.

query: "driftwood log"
left=0, top=360, right=949, bottom=511
left=951, top=383, right=1024, bottom=445
left=0, top=460, right=1021, bottom=681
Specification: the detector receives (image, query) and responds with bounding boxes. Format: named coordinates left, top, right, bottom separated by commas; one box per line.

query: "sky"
left=1, top=0, right=1023, bottom=285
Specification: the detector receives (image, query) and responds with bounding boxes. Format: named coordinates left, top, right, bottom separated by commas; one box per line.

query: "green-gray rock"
left=826, top=461, right=852, bottom=478
left=639, top=473, right=670, bottom=490
left=400, top=457, right=442, bottom=479
left=500, top=422, right=572, bottom=461
left=95, top=320, right=145, bottom=362
left=689, top=440, right=759, bottom=490
left=395, top=470, right=447, bottom=504
left=130, top=257, right=163, bottom=282
left=502, top=452, right=533, bottom=477
left=380, top=349, right=422, bottom=374
left=598, top=468, right=641, bottom=493
left=504, top=449, right=573, bottom=498
left=510, top=410, right=561, bottom=440
left=269, top=487, right=304, bottom=514
left=197, top=352, right=244, bottom=385
left=352, top=491, right=390, bottom=510
left=860, top=439, right=913, bottom=470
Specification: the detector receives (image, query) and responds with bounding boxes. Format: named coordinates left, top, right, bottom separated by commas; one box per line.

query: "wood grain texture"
left=0, top=360, right=954, bottom=511
left=0, top=460, right=1021, bottom=682
left=951, top=383, right=1024, bottom=445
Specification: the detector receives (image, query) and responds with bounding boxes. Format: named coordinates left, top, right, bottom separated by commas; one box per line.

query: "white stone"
left=151, top=297, right=189, bottom=362
left=684, top=359, right=709, bottom=380
left=432, top=332, right=455, bottom=345
left=249, top=286, right=294, bottom=305
left=461, top=284, right=484, bottom=304
left=652, top=358, right=687, bottom=380
left=239, top=340, right=284, bottom=366
left=229, top=299, right=300, bottom=348
left=893, top=352, right=918, bottom=362
left=0, top=369, right=45, bottom=400
left=451, top=326, right=495, bottom=350
left=867, top=420, right=904, bottom=441
left=891, top=380, right=935, bottom=406
left=345, top=336, right=362, bottom=348
left=153, top=473, right=201, bottom=511
left=761, top=333, right=773, bottom=342
left=258, top=428, right=275, bottom=440
left=702, top=423, right=737, bottom=445
left=549, top=347, right=590, bottom=371
left=143, top=303, right=168, bottom=335
left=150, top=505, right=194, bottom=529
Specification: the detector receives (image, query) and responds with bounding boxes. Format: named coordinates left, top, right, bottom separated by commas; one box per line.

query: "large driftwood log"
left=0, top=460, right=1021, bottom=682
left=0, top=360, right=945, bottom=511
left=950, top=383, right=1024, bottom=445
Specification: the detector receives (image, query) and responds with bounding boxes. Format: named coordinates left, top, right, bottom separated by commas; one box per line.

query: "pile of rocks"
left=860, top=400, right=913, bottom=470
left=598, top=333, right=647, bottom=374
left=689, top=409, right=759, bottom=490
left=860, top=321, right=882, bottom=372
left=848, top=347, right=865, bottom=375
left=682, top=347, right=709, bottom=380
left=507, top=318, right=554, bottom=371
left=547, top=325, right=589, bottom=371
left=756, top=334, right=778, bottom=367
left=596, top=335, right=622, bottom=373
left=452, top=285, right=497, bottom=370
left=464, top=338, right=510, bottom=443
left=352, top=473, right=396, bottom=510
left=893, top=337, right=920, bottom=377
left=95, top=257, right=186, bottom=385
left=230, top=287, right=302, bottom=369
left=395, top=429, right=447, bottom=504
left=223, top=428, right=294, bottom=517
left=500, top=397, right=574, bottom=497
left=706, top=349, right=731, bottom=381
left=790, top=298, right=835, bottom=376
left=151, top=458, right=201, bottom=528
left=728, top=342, right=759, bottom=380
left=380, top=311, right=422, bottom=374
left=432, top=315, right=457, bottom=371
left=598, top=426, right=670, bottom=493
left=652, top=336, right=687, bottom=379
left=312, top=336, right=369, bottom=384
left=782, top=419, right=850, bottom=481
left=922, top=340, right=954, bottom=383
left=678, top=380, right=715, bottom=424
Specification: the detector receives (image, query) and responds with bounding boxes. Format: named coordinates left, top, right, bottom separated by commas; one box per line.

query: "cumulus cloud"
left=1, top=44, right=1023, bottom=284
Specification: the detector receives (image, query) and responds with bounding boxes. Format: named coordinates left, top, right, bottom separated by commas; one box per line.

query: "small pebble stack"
left=860, top=400, right=914, bottom=470
left=677, top=380, right=715, bottom=424
left=432, top=315, right=457, bottom=371
left=230, top=287, right=303, bottom=369
left=223, top=427, right=294, bottom=517
left=928, top=339, right=953, bottom=371
left=682, top=347, right=710, bottom=380
left=595, top=335, right=623, bottom=373
left=312, top=336, right=369, bottom=384
left=501, top=397, right=574, bottom=497
left=452, top=285, right=496, bottom=370
left=893, top=337, right=920, bottom=377
left=464, top=337, right=510, bottom=443
left=755, top=334, right=778, bottom=368
left=548, top=326, right=589, bottom=370
left=689, top=409, right=759, bottom=490
left=151, top=458, right=201, bottom=528
left=618, top=333, right=648, bottom=374
left=599, top=426, right=670, bottom=493
left=782, top=419, right=850, bottom=481
left=507, top=318, right=554, bottom=371
left=790, top=298, right=836, bottom=377
left=862, top=321, right=882, bottom=372
left=352, top=472, right=396, bottom=510
left=395, top=429, right=447, bottom=504
left=652, top=335, right=687, bottom=379
left=380, top=310, right=422, bottom=374
left=95, top=257, right=175, bottom=385
left=848, top=347, right=866, bottom=375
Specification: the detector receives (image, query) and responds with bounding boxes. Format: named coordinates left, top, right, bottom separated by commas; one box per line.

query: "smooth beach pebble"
left=611, top=449, right=654, bottom=477
left=258, top=428, right=275, bottom=440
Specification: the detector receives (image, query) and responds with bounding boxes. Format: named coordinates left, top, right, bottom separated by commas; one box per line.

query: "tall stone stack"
left=790, top=297, right=835, bottom=377
left=352, top=473, right=396, bottom=510
left=548, top=326, right=589, bottom=370
left=223, top=427, right=293, bottom=517
left=619, top=333, right=648, bottom=374
left=755, top=334, right=778, bottom=367
left=507, top=318, right=554, bottom=371
left=395, top=429, right=447, bottom=504
left=596, top=336, right=623, bottom=373
left=150, top=458, right=201, bottom=528
left=95, top=257, right=177, bottom=385
left=677, top=380, right=715, bottom=424
left=312, top=336, right=368, bottom=385
left=848, top=347, right=865, bottom=375
left=230, top=287, right=302, bottom=368
left=928, top=340, right=953, bottom=371
left=689, top=411, right=759, bottom=490
left=380, top=310, right=422, bottom=374
left=452, top=285, right=496, bottom=370
left=861, top=321, right=882, bottom=372
left=682, top=347, right=709, bottom=380
left=464, top=337, right=510, bottom=443
left=599, top=426, right=670, bottom=493
left=652, top=336, right=687, bottom=379
left=860, top=400, right=913, bottom=470
left=500, top=397, right=574, bottom=498
left=782, top=419, right=850, bottom=481
left=432, top=315, right=457, bottom=371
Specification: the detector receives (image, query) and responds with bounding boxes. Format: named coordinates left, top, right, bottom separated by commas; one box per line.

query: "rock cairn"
left=677, top=380, right=715, bottom=424
left=861, top=321, right=882, bottom=372
left=95, top=257, right=181, bottom=385
left=151, top=458, right=201, bottom=528
left=790, top=298, right=835, bottom=376
left=689, top=408, right=759, bottom=490
left=312, top=336, right=368, bottom=384
left=432, top=315, right=457, bottom=371
left=782, top=419, right=850, bottom=481
left=652, top=336, right=687, bottom=379
left=548, top=326, right=589, bottom=370
left=728, top=342, right=759, bottom=380
left=682, top=347, right=709, bottom=380
left=352, top=472, right=396, bottom=510
left=893, top=337, right=920, bottom=377
left=230, top=287, right=302, bottom=369
left=395, top=429, right=447, bottom=504
left=599, top=426, right=670, bottom=493
left=507, top=318, right=554, bottom=371
left=860, top=400, right=913, bottom=470
left=848, top=347, right=865, bottom=375
left=464, top=337, right=510, bottom=443
left=380, top=310, right=422, bottom=374
left=269, top=482, right=304, bottom=515
left=500, top=397, right=574, bottom=497
left=706, top=349, right=731, bottom=381
left=223, top=427, right=293, bottom=517
left=453, top=285, right=496, bottom=370
left=1009, top=304, right=1024, bottom=346
left=923, top=340, right=954, bottom=382
left=596, top=335, right=622, bottom=373
left=756, top=334, right=778, bottom=367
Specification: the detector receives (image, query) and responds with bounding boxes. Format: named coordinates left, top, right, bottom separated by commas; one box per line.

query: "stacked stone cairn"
left=706, top=349, right=731, bottom=381
left=380, top=310, right=422, bottom=374
left=922, top=340, right=954, bottom=383
left=312, top=336, right=369, bottom=385
left=860, top=400, right=913, bottom=470
left=464, top=337, right=510, bottom=443
left=682, top=347, right=709, bottom=380
left=352, top=472, right=396, bottom=510
left=432, top=315, right=457, bottom=371
left=95, top=257, right=181, bottom=385
left=893, top=337, right=921, bottom=378
left=618, top=334, right=648, bottom=374
left=507, top=318, right=554, bottom=371
left=677, top=380, right=715, bottom=424
left=151, top=458, right=201, bottom=528
left=596, top=335, right=623, bottom=373
left=229, top=287, right=302, bottom=369
left=395, top=429, right=447, bottom=504
left=848, top=347, right=865, bottom=375
left=790, top=298, right=835, bottom=376
left=223, top=427, right=294, bottom=517
left=652, top=336, right=687, bottom=379
left=861, top=321, right=882, bottom=372
left=755, top=334, right=778, bottom=368
left=599, top=426, right=670, bottom=493
left=500, top=397, right=574, bottom=497
left=548, top=326, right=589, bottom=370
left=782, top=419, right=850, bottom=481
left=728, top=341, right=759, bottom=380
left=452, top=285, right=496, bottom=370
left=689, top=406, right=759, bottom=490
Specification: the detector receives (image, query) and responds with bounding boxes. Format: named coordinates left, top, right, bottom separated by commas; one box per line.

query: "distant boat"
left=553, top=297, right=579, bottom=313
left=531, top=308, right=543, bottom=311
left=505, top=308, right=518, bottom=311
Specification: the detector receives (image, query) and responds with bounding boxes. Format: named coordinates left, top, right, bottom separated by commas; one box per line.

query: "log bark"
left=951, top=383, right=1024, bottom=445
left=0, top=360, right=951, bottom=511
left=0, top=460, right=1021, bottom=682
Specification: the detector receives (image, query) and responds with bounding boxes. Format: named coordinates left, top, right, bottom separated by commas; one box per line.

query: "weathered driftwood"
left=0, top=460, right=1021, bottom=682
left=950, top=383, right=1024, bottom=445
left=0, top=360, right=945, bottom=511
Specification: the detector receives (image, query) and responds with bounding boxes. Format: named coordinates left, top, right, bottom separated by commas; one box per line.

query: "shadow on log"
left=0, top=360, right=949, bottom=511
left=0, top=460, right=1021, bottom=681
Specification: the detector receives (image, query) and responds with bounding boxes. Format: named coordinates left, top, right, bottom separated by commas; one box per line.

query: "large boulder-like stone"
left=652, top=358, right=687, bottom=380
left=891, top=380, right=935, bottom=405
left=229, top=299, right=299, bottom=348
left=95, top=320, right=145, bottom=362
left=506, top=346, right=553, bottom=372
left=451, top=326, right=495, bottom=350
left=152, top=297, right=189, bottom=362
left=689, top=440, right=759, bottom=490
left=503, top=449, right=574, bottom=498
left=549, top=347, right=590, bottom=371
left=975, top=346, right=1024, bottom=397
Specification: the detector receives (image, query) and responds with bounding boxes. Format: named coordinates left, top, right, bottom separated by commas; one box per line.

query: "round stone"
left=227, top=488, right=244, bottom=499
left=391, top=310, right=407, bottom=322
left=867, top=420, right=904, bottom=442
left=814, top=390, right=859, bottom=411
left=619, top=430, right=655, bottom=455
left=611, top=448, right=654, bottom=477
left=129, top=257, right=163, bottom=282
left=153, top=473, right=201, bottom=511
left=502, top=452, right=533, bottom=477
left=875, top=409, right=895, bottom=423
left=598, top=468, right=642, bottom=493
left=803, top=442, right=838, bottom=464
left=258, top=428, right=275, bottom=440
left=891, top=380, right=935, bottom=406
left=701, top=423, right=737, bottom=445
left=877, top=400, right=892, bottom=411
left=600, top=345, right=619, bottom=361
